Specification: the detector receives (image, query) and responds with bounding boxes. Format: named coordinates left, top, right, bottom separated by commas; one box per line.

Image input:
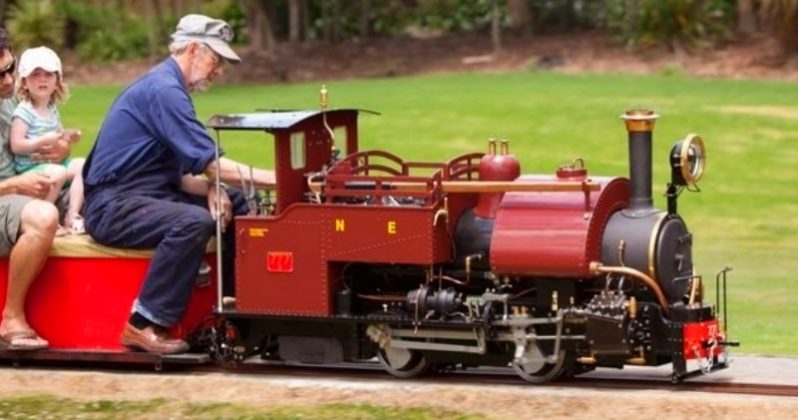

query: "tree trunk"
left=242, top=0, right=275, bottom=53
left=625, top=0, right=638, bottom=35
left=331, top=0, right=342, bottom=43
left=148, top=0, right=169, bottom=61
left=506, top=0, right=531, bottom=34
left=737, top=0, right=757, bottom=35
left=289, top=0, right=302, bottom=42
left=491, top=0, right=501, bottom=53
left=301, top=0, right=310, bottom=41
left=321, top=0, right=342, bottom=43
left=360, top=0, right=371, bottom=39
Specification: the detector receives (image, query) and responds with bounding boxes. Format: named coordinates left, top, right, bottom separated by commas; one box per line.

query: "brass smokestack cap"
left=622, top=109, right=659, bottom=132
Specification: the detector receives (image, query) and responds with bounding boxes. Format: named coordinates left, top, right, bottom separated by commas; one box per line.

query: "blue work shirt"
left=83, top=57, right=221, bottom=196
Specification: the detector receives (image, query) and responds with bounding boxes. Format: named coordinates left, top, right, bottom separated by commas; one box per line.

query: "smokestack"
left=621, top=109, right=659, bottom=211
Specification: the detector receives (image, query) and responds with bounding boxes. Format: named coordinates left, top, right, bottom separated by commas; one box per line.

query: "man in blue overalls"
left=82, top=15, right=274, bottom=354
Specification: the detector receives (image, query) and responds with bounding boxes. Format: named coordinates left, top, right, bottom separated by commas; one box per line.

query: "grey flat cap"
left=172, top=14, right=241, bottom=64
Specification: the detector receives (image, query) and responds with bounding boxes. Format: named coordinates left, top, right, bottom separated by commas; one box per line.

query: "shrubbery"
left=2, top=0, right=793, bottom=62
left=605, top=0, right=735, bottom=50
left=5, top=0, right=242, bottom=63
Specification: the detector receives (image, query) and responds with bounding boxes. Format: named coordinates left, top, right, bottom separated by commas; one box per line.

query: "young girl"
left=10, top=46, right=84, bottom=234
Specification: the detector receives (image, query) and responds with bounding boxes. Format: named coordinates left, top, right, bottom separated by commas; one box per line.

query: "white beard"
left=190, top=79, right=211, bottom=92
left=187, top=60, right=213, bottom=92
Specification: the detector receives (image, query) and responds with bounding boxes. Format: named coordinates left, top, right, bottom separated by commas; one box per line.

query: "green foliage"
left=6, top=0, right=65, bottom=49
left=414, top=0, right=498, bottom=32
left=297, top=0, right=501, bottom=40
left=61, top=2, right=151, bottom=62
left=527, top=0, right=610, bottom=30
left=606, top=0, right=735, bottom=50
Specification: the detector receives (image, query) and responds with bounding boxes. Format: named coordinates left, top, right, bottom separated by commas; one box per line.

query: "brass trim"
left=679, top=133, right=706, bottom=185
left=647, top=212, right=668, bottom=280
left=626, top=347, right=646, bottom=365
left=589, top=262, right=670, bottom=315
left=688, top=268, right=701, bottom=305
left=621, top=109, right=659, bottom=132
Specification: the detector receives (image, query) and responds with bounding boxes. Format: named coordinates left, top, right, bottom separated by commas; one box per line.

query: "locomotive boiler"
left=204, top=105, right=736, bottom=383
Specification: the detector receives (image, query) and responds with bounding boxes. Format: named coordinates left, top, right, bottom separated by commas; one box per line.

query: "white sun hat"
left=18, top=46, right=62, bottom=78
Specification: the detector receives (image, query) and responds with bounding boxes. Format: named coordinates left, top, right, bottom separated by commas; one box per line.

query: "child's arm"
left=10, top=118, right=62, bottom=154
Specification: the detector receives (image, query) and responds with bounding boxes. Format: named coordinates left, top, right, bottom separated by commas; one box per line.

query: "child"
left=10, top=46, right=84, bottom=234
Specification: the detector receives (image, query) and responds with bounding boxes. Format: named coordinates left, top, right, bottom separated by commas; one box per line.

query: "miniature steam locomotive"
left=0, top=102, right=736, bottom=383
left=206, top=105, right=735, bottom=382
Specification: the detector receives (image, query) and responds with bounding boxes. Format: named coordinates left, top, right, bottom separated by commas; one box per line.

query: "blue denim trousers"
left=84, top=186, right=247, bottom=327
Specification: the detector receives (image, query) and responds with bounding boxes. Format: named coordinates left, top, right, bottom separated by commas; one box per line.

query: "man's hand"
left=30, top=138, right=71, bottom=164
left=207, top=185, right=233, bottom=232
left=14, top=172, right=55, bottom=199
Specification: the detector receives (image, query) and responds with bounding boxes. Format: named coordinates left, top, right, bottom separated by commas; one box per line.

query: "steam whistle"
left=320, top=84, right=329, bottom=110
left=320, top=84, right=338, bottom=163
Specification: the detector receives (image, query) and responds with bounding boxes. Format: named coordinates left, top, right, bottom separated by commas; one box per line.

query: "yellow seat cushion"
left=49, top=234, right=218, bottom=258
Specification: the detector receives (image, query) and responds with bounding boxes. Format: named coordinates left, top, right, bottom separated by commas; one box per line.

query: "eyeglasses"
left=0, top=59, right=15, bottom=78
left=200, top=45, right=224, bottom=71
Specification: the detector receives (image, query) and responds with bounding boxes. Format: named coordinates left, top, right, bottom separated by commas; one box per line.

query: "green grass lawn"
left=64, top=70, right=798, bottom=355
left=0, top=395, right=480, bottom=419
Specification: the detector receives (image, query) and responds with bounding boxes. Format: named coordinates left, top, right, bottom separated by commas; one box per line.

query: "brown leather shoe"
left=120, top=323, right=189, bottom=354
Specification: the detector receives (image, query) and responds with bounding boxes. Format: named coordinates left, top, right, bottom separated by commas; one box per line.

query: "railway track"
left=2, top=352, right=797, bottom=398
left=186, top=359, right=798, bottom=398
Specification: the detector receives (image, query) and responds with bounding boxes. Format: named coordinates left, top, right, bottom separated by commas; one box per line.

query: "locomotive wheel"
left=512, top=343, right=567, bottom=384
left=377, top=347, right=430, bottom=379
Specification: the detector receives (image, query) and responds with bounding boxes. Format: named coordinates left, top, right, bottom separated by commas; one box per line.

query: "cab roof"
left=207, top=109, right=378, bottom=132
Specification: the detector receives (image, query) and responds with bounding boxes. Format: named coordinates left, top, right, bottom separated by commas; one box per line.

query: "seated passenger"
left=82, top=14, right=274, bottom=354
left=0, top=27, right=71, bottom=351
left=10, top=46, right=84, bottom=235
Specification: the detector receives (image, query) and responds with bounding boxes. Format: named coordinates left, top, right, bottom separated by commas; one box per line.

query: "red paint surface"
left=0, top=255, right=217, bottom=350
left=683, top=319, right=724, bottom=360
left=490, top=176, right=629, bottom=277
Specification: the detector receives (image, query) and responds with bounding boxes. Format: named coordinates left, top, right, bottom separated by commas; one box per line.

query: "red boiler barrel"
left=490, top=175, right=630, bottom=277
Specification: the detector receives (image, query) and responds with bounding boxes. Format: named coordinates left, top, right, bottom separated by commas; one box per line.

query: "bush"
left=606, top=0, right=735, bottom=50
left=6, top=0, right=65, bottom=49
left=60, top=2, right=151, bottom=62
left=414, top=0, right=498, bottom=32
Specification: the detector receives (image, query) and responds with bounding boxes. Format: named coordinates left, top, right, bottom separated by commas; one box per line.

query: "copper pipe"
left=311, top=180, right=600, bottom=194
left=357, top=293, right=406, bottom=302
left=589, top=262, right=670, bottom=315
left=431, top=274, right=468, bottom=286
